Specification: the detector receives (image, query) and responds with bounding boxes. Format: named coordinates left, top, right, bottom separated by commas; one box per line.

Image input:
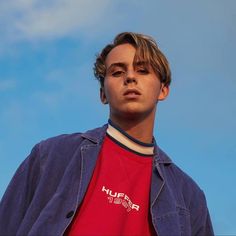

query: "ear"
left=100, top=87, right=108, bottom=104
left=158, top=84, right=169, bottom=101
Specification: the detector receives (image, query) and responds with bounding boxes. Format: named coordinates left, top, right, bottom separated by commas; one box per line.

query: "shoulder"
left=18, top=124, right=107, bottom=174
left=37, top=132, right=84, bottom=154
left=37, top=124, right=107, bottom=155
left=14, top=125, right=107, bottom=182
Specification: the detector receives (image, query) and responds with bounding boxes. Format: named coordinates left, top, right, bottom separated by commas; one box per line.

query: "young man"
left=0, top=32, right=214, bottom=236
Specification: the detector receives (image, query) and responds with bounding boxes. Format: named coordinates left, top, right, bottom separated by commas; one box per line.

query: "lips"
left=123, top=89, right=141, bottom=96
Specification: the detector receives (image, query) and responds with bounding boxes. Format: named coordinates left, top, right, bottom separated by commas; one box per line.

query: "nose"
left=124, top=70, right=137, bottom=85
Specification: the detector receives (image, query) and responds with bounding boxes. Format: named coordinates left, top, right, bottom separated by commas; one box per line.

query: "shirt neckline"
left=107, top=119, right=154, bottom=155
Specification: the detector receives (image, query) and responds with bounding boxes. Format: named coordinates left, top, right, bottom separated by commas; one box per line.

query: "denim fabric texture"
left=0, top=124, right=214, bottom=236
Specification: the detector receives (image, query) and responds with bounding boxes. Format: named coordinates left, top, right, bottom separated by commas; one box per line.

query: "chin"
left=111, top=104, right=155, bottom=120
left=119, top=109, right=146, bottom=120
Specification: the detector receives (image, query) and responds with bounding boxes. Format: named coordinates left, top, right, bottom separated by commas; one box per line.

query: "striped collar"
left=106, top=119, right=154, bottom=155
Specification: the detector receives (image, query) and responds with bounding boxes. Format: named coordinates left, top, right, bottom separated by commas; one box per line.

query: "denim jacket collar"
left=81, top=123, right=172, bottom=164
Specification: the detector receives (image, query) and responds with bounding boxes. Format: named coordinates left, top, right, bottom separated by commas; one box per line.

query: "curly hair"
left=94, top=32, right=171, bottom=87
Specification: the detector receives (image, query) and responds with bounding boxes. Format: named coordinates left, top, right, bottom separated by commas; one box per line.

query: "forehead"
left=105, top=43, right=137, bottom=68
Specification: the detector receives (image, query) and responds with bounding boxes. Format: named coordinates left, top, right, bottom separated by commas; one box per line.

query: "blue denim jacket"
left=0, top=125, right=214, bottom=236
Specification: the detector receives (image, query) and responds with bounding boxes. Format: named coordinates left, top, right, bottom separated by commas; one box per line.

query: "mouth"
left=123, top=89, right=141, bottom=98
left=123, top=89, right=141, bottom=96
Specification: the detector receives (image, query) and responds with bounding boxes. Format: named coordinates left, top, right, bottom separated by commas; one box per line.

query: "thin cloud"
left=0, top=0, right=111, bottom=41
left=32, top=64, right=99, bottom=109
left=0, top=80, right=17, bottom=91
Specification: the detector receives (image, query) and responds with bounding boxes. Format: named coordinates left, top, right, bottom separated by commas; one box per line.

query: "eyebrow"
left=107, top=61, right=149, bottom=72
left=107, top=62, right=127, bottom=73
left=134, top=61, right=149, bottom=67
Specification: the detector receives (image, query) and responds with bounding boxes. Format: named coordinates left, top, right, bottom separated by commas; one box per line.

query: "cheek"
left=147, top=83, right=161, bottom=100
left=103, top=81, right=118, bottom=100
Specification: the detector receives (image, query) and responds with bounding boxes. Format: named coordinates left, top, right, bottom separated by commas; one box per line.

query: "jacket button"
left=66, top=211, right=74, bottom=218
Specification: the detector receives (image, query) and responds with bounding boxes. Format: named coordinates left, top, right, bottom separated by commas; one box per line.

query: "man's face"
left=101, top=43, right=169, bottom=121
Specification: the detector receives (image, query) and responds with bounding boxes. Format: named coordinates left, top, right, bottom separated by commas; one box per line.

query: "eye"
left=137, top=68, right=149, bottom=74
left=111, top=70, right=125, bottom=77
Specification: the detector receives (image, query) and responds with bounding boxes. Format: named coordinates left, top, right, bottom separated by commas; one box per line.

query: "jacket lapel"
left=77, top=142, right=102, bottom=204
left=77, top=125, right=107, bottom=204
left=150, top=147, right=181, bottom=236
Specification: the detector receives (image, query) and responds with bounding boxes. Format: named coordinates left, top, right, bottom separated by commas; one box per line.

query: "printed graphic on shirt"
left=102, top=186, right=140, bottom=212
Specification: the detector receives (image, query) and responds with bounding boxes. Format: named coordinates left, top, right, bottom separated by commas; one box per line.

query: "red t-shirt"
left=67, top=134, right=154, bottom=236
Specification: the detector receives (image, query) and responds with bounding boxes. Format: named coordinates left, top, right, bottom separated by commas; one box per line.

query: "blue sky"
left=0, top=0, right=235, bottom=234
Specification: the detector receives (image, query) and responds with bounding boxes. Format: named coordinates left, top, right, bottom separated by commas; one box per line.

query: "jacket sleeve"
left=190, top=189, right=214, bottom=236
left=0, top=144, right=41, bottom=236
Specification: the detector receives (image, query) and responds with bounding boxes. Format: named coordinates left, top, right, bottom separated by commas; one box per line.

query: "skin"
left=100, top=43, right=169, bottom=143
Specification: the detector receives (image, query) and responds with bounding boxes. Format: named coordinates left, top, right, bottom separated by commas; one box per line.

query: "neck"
left=109, top=113, right=155, bottom=144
